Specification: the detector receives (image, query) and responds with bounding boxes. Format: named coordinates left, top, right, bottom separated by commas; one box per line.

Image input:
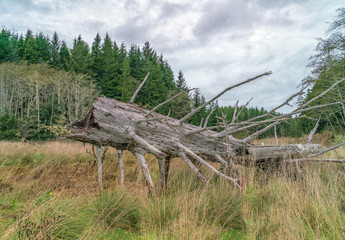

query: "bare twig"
left=179, top=152, right=208, bottom=184
left=298, top=78, right=345, bottom=110
left=310, top=141, right=345, bottom=157
left=177, top=142, right=241, bottom=189
left=306, top=117, right=320, bottom=144
left=145, top=88, right=195, bottom=117
left=233, top=97, right=253, bottom=124
left=130, top=73, right=149, bottom=103
left=286, top=158, right=345, bottom=163
left=242, top=121, right=280, bottom=143
left=274, top=125, right=278, bottom=145
left=179, top=71, right=272, bottom=123
left=231, top=100, right=239, bottom=124
left=204, top=106, right=216, bottom=128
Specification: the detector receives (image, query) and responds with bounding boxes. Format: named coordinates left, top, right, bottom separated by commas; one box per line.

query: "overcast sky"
left=1, top=0, right=343, bottom=112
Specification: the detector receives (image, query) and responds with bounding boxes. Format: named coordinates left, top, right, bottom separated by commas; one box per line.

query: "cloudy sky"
left=1, top=0, right=343, bottom=112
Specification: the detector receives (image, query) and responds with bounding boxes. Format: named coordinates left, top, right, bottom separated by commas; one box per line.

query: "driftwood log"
left=67, top=72, right=345, bottom=190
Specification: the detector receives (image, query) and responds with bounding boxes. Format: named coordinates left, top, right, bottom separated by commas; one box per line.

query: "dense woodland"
left=0, top=9, right=344, bottom=140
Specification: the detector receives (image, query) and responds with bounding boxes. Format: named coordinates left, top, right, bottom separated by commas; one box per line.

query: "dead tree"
left=67, top=72, right=345, bottom=190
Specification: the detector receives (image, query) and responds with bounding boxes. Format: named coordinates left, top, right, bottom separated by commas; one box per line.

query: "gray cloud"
left=193, top=1, right=259, bottom=39
left=0, top=0, right=344, bottom=112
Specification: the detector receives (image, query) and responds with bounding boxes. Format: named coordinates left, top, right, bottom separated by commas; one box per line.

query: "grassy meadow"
left=0, top=134, right=344, bottom=239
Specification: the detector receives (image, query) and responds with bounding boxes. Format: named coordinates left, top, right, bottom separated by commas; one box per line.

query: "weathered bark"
left=68, top=74, right=345, bottom=190
left=68, top=97, right=321, bottom=159
left=68, top=97, right=323, bottom=189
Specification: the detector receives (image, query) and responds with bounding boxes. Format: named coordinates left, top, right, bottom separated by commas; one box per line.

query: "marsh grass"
left=0, top=135, right=344, bottom=239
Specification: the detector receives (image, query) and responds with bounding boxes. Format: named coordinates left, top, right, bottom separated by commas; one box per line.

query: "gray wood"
left=117, top=149, right=124, bottom=187
left=306, top=117, right=320, bottom=145
left=68, top=97, right=323, bottom=168
left=179, top=152, right=208, bottom=185
left=135, top=152, right=154, bottom=189
left=96, top=146, right=103, bottom=194
left=67, top=77, right=345, bottom=189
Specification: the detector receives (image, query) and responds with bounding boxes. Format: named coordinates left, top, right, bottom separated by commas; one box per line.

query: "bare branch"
left=135, top=152, right=154, bottom=189
left=310, top=141, right=345, bottom=157
left=96, top=146, right=103, bottom=194
left=245, top=89, right=303, bottom=122
left=217, top=102, right=342, bottom=138
left=204, top=106, right=216, bottom=128
left=242, top=121, right=280, bottom=143
left=117, top=149, right=124, bottom=187
left=177, top=142, right=241, bottom=189
left=179, top=152, right=208, bottom=184
left=199, top=118, right=204, bottom=127
left=286, top=158, right=345, bottom=163
left=231, top=100, right=239, bottom=124
left=306, top=117, right=320, bottom=145
left=129, top=130, right=166, bottom=158
left=130, top=73, right=149, bottom=103
left=145, top=88, right=195, bottom=117
left=298, top=77, right=345, bottom=110
left=233, top=97, right=254, bottom=124
left=179, top=71, right=272, bottom=123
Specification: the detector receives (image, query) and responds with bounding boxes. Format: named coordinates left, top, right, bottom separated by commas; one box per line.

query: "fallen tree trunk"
left=67, top=73, right=344, bottom=190
left=67, top=96, right=322, bottom=188
left=68, top=97, right=322, bottom=161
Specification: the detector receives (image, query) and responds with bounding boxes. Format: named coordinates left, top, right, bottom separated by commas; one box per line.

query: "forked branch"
left=179, top=71, right=272, bottom=124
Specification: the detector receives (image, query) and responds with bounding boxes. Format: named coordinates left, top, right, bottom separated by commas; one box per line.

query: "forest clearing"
left=1, top=4, right=345, bottom=240
left=0, top=134, right=344, bottom=239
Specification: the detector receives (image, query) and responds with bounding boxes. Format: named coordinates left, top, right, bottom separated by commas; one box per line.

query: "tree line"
left=1, top=8, right=344, bottom=141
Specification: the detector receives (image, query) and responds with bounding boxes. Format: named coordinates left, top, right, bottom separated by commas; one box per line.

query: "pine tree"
left=59, top=41, right=70, bottom=71
left=116, top=43, right=136, bottom=102
left=190, top=89, right=207, bottom=126
left=36, top=32, right=51, bottom=63
left=17, top=35, right=25, bottom=59
left=135, top=41, right=167, bottom=108
left=23, top=30, right=38, bottom=64
left=69, top=35, right=92, bottom=74
left=50, top=32, right=61, bottom=68
left=176, top=70, right=188, bottom=91
left=90, top=33, right=103, bottom=82
left=0, top=28, right=11, bottom=63
left=99, top=33, right=116, bottom=97
left=128, top=44, right=143, bottom=80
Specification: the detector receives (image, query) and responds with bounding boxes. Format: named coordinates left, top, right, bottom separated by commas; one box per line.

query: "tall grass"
left=0, top=135, right=344, bottom=239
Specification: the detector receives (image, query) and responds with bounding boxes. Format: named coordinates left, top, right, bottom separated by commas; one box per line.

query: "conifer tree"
left=17, top=35, right=25, bottom=59
left=90, top=33, right=102, bottom=82
left=176, top=70, right=188, bottom=91
left=128, top=44, right=143, bottom=80
left=0, top=28, right=11, bottom=63
left=59, top=41, right=70, bottom=70
left=69, top=35, right=91, bottom=74
left=36, top=32, right=51, bottom=63
left=23, top=30, right=38, bottom=63
left=99, top=33, right=116, bottom=97
left=50, top=31, right=61, bottom=68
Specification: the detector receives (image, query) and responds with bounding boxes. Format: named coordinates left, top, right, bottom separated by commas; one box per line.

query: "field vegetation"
left=0, top=133, right=344, bottom=239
